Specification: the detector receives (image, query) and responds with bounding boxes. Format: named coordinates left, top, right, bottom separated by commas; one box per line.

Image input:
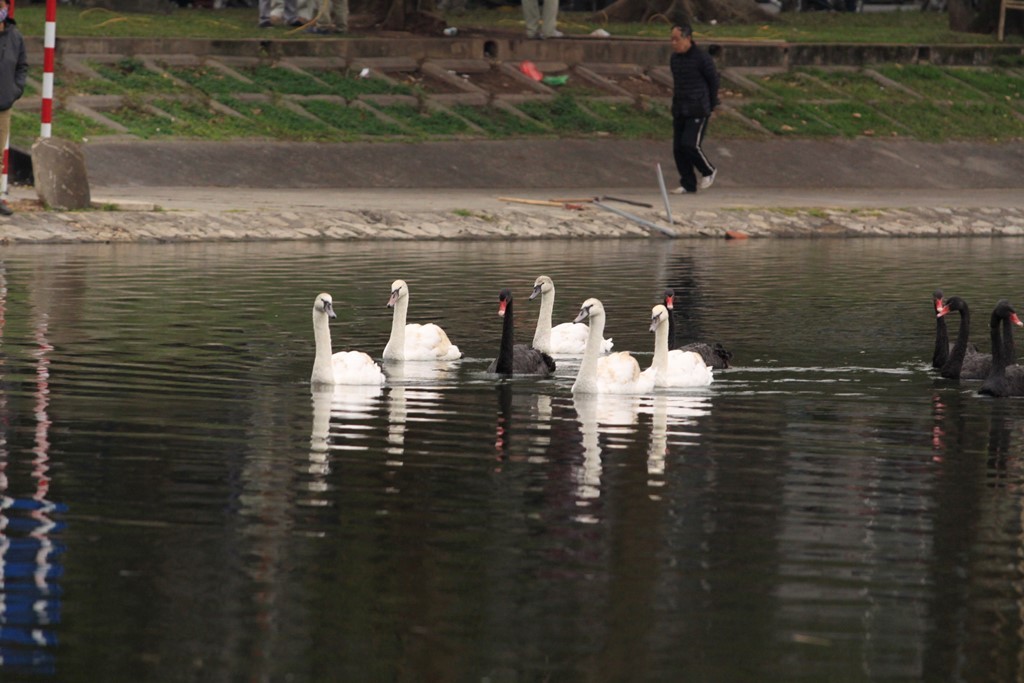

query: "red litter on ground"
left=519, top=61, right=543, bottom=81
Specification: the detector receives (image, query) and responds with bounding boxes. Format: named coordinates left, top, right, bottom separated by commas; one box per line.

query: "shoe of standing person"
left=699, top=168, right=717, bottom=190
left=670, top=186, right=691, bottom=194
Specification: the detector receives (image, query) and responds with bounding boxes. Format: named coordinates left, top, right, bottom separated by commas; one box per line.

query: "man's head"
left=671, top=24, right=693, bottom=54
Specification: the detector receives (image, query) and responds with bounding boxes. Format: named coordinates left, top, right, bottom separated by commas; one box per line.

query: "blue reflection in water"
left=0, top=268, right=64, bottom=676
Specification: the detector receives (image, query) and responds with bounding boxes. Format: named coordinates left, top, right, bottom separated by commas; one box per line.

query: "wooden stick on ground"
left=497, top=197, right=568, bottom=207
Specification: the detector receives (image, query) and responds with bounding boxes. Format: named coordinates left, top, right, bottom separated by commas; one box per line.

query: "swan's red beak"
left=498, top=299, right=507, bottom=317
left=665, top=295, right=674, bottom=310
left=937, top=303, right=950, bottom=318
left=1012, top=312, right=1023, bottom=327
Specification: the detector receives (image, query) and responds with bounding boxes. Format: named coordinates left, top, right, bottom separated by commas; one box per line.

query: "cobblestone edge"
left=2, top=205, right=1024, bottom=244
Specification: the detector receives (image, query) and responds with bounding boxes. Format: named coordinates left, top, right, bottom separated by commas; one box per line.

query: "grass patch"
left=450, top=104, right=547, bottom=137
left=217, top=96, right=338, bottom=140
left=752, top=70, right=841, bottom=100
left=300, top=100, right=407, bottom=137
left=375, top=104, right=470, bottom=136
left=712, top=110, right=772, bottom=139
left=303, top=69, right=417, bottom=98
left=870, top=100, right=1024, bottom=141
left=162, top=64, right=264, bottom=95
left=804, top=68, right=906, bottom=102
left=10, top=108, right=117, bottom=145
left=944, top=68, right=1024, bottom=110
left=798, top=101, right=908, bottom=137
left=103, top=103, right=176, bottom=138
left=516, top=95, right=609, bottom=135
left=739, top=101, right=836, bottom=136
left=583, top=100, right=672, bottom=138
left=89, top=58, right=181, bottom=94
left=874, top=64, right=974, bottom=101
left=235, top=65, right=326, bottom=95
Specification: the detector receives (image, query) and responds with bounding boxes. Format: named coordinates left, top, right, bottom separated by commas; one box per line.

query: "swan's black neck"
left=497, top=296, right=515, bottom=375
left=989, top=306, right=1010, bottom=377
left=934, top=312, right=949, bottom=369
left=943, top=300, right=971, bottom=374
left=1003, top=313, right=1017, bottom=368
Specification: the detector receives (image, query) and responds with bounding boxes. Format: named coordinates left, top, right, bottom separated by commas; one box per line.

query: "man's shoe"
left=699, top=168, right=717, bottom=190
left=670, top=186, right=691, bottom=194
left=305, top=25, right=334, bottom=34
left=543, top=29, right=564, bottom=38
left=258, top=19, right=272, bottom=27
left=0, top=200, right=14, bottom=216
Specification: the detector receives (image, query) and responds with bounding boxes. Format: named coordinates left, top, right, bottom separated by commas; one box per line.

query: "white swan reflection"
left=638, top=393, right=712, bottom=494
left=381, top=360, right=450, bottom=464
left=572, top=394, right=641, bottom=521
left=309, top=383, right=384, bottom=459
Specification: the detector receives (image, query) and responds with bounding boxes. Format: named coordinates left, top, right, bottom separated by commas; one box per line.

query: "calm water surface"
left=2, top=237, right=1024, bottom=681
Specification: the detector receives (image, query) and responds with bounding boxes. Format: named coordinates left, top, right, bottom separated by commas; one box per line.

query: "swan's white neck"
left=533, top=289, right=555, bottom=349
left=385, top=295, right=409, bottom=360
left=312, top=309, right=335, bottom=384
left=651, top=319, right=669, bottom=375
left=573, top=311, right=605, bottom=393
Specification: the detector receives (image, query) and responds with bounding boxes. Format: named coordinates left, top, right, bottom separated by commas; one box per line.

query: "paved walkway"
left=3, top=137, right=1023, bottom=244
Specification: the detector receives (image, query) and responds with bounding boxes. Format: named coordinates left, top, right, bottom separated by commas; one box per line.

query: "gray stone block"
left=32, top=138, right=92, bottom=211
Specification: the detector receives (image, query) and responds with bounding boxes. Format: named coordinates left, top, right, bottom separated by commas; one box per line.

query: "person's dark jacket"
left=0, top=18, right=27, bottom=112
left=670, top=42, right=720, bottom=118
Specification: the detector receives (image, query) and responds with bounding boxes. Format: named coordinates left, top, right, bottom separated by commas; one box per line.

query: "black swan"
left=937, top=296, right=991, bottom=380
left=662, top=288, right=732, bottom=369
left=487, top=289, right=556, bottom=376
left=979, top=300, right=1024, bottom=397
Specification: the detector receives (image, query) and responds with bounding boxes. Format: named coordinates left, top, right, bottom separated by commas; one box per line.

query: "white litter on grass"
left=590, top=28, right=610, bottom=37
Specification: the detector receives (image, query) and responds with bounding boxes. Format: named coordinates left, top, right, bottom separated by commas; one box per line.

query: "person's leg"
left=332, top=0, right=348, bottom=31
left=673, top=114, right=698, bottom=193
left=257, top=0, right=273, bottom=26
left=540, top=0, right=559, bottom=37
left=522, top=0, right=541, bottom=38
left=282, top=0, right=299, bottom=25
left=692, top=116, right=715, bottom=180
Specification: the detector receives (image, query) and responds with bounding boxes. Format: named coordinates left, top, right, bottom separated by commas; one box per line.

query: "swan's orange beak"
left=1012, top=312, right=1023, bottom=327
left=937, top=303, right=950, bottom=318
left=498, top=299, right=507, bottom=317
left=665, top=295, right=674, bottom=310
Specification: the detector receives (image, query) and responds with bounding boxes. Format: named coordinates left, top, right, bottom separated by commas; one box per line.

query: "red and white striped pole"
left=0, top=0, right=14, bottom=196
left=40, top=0, right=55, bottom=139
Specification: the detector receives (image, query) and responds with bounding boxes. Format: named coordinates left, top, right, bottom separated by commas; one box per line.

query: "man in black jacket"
left=669, top=24, right=719, bottom=194
left=0, top=0, right=26, bottom=216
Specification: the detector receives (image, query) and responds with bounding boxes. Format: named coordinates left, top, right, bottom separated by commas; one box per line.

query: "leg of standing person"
left=257, top=0, right=273, bottom=27
left=540, top=0, right=560, bottom=38
left=672, top=114, right=699, bottom=193
left=692, top=116, right=716, bottom=188
left=0, top=108, right=12, bottom=215
left=522, top=0, right=541, bottom=38
left=283, top=0, right=300, bottom=25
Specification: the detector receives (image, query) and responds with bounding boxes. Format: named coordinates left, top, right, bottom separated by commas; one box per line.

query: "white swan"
left=383, top=279, right=462, bottom=361
left=530, top=275, right=613, bottom=356
left=571, top=298, right=655, bottom=395
left=644, top=304, right=713, bottom=388
left=311, top=293, right=386, bottom=386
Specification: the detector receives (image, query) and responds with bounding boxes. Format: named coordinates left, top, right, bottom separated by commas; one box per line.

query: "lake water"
left=2, top=237, right=1024, bottom=681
